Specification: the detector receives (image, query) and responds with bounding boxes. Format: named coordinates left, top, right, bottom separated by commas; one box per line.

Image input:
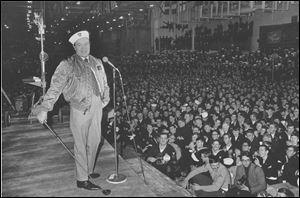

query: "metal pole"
left=113, top=68, right=118, bottom=176
left=40, top=2, right=46, bottom=96
left=272, top=54, right=275, bottom=82
left=106, top=66, right=127, bottom=184
left=1, top=87, right=16, bottom=111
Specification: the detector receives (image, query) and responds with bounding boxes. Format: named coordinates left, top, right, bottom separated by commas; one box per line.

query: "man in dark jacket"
left=280, top=145, right=299, bottom=186
left=31, top=30, right=110, bottom=190
left=245, top=130, right=260, bottom=154
left=231, top=126, right=245, bottom=150
left=146, top=132, right=177, bottom=178
left=254, top=145, right=279, bottom=185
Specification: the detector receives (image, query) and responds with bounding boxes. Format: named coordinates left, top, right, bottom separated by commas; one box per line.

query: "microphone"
left=102, top=56, right=119, bottom=72
left=102, top=56, right=109, bottom=63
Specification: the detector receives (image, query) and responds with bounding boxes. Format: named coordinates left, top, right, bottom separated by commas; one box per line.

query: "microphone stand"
left=106, top=62, right=127, bottom=184
left=104, top=58, right=147, bottom=184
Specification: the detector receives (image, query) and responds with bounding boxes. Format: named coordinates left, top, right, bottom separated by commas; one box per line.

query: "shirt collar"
left=80, top=56, right=89, bottom=62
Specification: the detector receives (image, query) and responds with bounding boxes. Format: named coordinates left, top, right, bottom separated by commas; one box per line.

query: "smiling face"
left=159, top=134, right=168, bottom=146
left=74, top=37, right=90, bottom=58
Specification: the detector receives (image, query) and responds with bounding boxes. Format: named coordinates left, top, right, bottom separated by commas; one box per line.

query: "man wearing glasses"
left=234, top=151, right=267, bottom=196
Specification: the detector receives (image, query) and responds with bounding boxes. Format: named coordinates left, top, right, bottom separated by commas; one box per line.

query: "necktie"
left=90, top=69, right=100, bottom=96
left=84, top=58, right=89, bottom=63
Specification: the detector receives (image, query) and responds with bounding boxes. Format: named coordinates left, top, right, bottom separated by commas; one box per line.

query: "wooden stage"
left=2, top=121, right=192, bottom=197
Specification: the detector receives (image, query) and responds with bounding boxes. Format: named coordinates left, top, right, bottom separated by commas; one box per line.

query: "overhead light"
left=87, top=18, right=90, bottom=21
left=106, top=21, right=110, bottom=24
left=65, top=6, right=69, bottom=9
left=100, top=30, right=103, bottom=32
left=119, top=16, right=124, bottom=19
left=139, top=9, right=143, bottom=12
left=83, top=21, right=85, bottom=23
left=27, top=5, right=31, bottom=8
left=27, top=1, right=32, bottom=3
left=61, top=18, right=65, bottom=21
left=76, top=1, right=80, bottom=5
left=128, top=13, right=131, bottom=16
left=150, top=4, right=154, bottom=8
left=112, top=19, right=116, bottom=21
left=118, top=25, right=121, bottom=28
left=97, top=25, right=99, bottom=28
left=92, top=16, right=95, bottom=19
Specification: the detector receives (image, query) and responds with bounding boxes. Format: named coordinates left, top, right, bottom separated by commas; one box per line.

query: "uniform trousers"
left=70, top=94, right=102, bottom=181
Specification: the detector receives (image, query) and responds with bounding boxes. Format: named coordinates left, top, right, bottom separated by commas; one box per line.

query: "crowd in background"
left=103, top=45, right=299, bottom=196
left=156, top=20, right=253, bottom=51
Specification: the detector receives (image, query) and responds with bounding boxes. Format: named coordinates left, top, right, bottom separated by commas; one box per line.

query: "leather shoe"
left=89, top=173, right=100, bottom=179
left=77, top=180, right=101, bottom=190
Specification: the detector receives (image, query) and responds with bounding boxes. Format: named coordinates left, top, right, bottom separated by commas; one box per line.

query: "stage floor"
left=2, top=122, right=191, bottom=197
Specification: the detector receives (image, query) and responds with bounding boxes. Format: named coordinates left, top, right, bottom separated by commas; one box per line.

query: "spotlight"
left=106, top=21, right=110, bottom=24
left=76, top=1, right=80, bottom=5
left=139, top=8, right=143, bottom=12
left=113, top=19, right=116, bottom=21
left=119, top=16, right=124, bottom=19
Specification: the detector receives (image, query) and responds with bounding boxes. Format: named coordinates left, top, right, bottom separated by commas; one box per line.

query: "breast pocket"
left=63, top=74, right=82, bottom=101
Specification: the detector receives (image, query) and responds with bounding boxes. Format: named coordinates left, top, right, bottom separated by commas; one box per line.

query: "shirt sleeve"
left=203, top=168, right=227, bottom=192
left=31, top=60, right=71, bottom=114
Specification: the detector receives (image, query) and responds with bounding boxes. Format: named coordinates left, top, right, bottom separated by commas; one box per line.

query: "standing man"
left=31, top=30, right=110, bottom=190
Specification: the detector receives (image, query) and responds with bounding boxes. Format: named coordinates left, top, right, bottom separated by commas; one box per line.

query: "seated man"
left=146, top=132, right=178, bottom=179
left=279, top=145, right=299, bottom=186
left=254, top=144, right=279, bottom=185
left=234, top=151, right=267, bottom=196
left=181, top=149, right=231, bottom=197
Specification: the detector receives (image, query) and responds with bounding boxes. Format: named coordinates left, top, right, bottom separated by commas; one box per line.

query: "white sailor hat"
left=68, top=30, right=89, bottom=45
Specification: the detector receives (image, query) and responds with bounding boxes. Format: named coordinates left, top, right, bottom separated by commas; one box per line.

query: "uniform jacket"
left=32, top=54, right=110, bottom=114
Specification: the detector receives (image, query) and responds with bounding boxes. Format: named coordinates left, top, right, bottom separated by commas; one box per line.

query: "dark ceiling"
left=2, top=1, right=159, bottom=38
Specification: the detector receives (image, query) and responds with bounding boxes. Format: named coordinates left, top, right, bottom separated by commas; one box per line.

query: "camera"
left=237, top=176, right=247, bottom=185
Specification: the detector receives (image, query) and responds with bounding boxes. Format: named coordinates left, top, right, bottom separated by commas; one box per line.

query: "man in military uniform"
left=32, top=30, right=110, bottom=190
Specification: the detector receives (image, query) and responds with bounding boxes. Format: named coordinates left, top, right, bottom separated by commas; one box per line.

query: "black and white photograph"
left=1, top=1, right=299, bottom=197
